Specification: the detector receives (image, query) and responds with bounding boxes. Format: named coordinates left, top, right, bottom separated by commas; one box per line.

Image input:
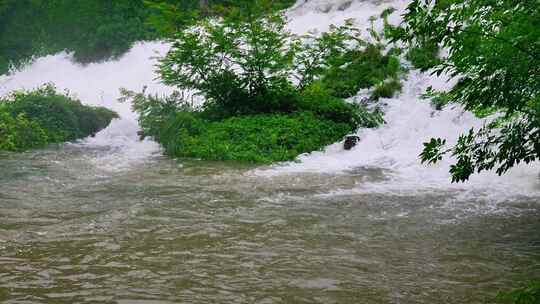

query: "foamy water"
left=1, top=0, right=539, bottom=198
left=0, top=2, right=539, bottom=302
left=0, top=42, right=173, bottom=170
left=257, top=0, right=540, bottom=199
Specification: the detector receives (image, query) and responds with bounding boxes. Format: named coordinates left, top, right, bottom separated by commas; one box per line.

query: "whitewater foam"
left=255, top=69, right=539, bottom=199
left=0, top=0, right=538, bottom=198
left=287, top=0, right=409, bottom=35
left=0, top=41, right=173, bottom=170
left=255, top=0, right=540, bottom=199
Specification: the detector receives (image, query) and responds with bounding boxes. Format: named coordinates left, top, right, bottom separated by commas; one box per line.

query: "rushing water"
left=0, top=147, right=539, bottom=303
left=1, top=0, right=540, bottom=303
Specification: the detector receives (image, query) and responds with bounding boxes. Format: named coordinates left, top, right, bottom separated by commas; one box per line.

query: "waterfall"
left=256, top=0, right=540, bottom=200
left=1, top=0, right=538, bottom=199
left=0, top=42, right=173, bottom=170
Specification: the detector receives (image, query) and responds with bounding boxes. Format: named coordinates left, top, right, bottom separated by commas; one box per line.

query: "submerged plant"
left=496, top=281, right=540, bottom=304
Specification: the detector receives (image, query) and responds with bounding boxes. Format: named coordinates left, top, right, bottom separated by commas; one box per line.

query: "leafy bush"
left=321, top=44, right=403, bottom=98
left=123, top=86, right=384, bottom=162
left=125, top=3, right=393, bottom=163
left=157, top=111, right=353, bottom=163
left=405, top=42, right=441, bottom=71
left=0, top=84, right=118, bottom=151
left=315, top=9, right=404, bottom=99
left=0, top=112, right=48, bottom=151
left=158, top=12, right=368, bottom=118
left=119, top=88, right=201, bottom=140
left=299, top=82, right=384, bottom=128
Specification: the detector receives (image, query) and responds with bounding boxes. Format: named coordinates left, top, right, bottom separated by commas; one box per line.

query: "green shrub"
left=371, top=78, right=403, bottom=100
left=158, top=112, right=353, bottom=163
left=321, top=44, right=403, bottom=98
left=3, top=84, right=118, bottom=142
left=126, top=5, right=394, bottom=163
left=0, top=112, right=48, bottom=151
left=299, top=82, right=383, bottom=128
left=119, top=88, right=202, bottom=139
left=405, top=42, right=441, bottom=71
left=158, top=111, right=205, bottom=155
left=159, top=12, right=366, bottom=119
left=0, top=84, right=118, bottom=151
left=123, top=83, right=385, bottom=163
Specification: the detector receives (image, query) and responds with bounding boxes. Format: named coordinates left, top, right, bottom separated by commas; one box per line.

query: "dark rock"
left=344, top=135, right=360, bottom=150
left=338, top=1, right=353, bottom=11
left=137, top=130, right=146, bottom=141
left=320, top=4, right=333, bottom=13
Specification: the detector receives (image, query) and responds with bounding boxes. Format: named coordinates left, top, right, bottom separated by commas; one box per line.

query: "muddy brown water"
left=0, top=145, right=539, bottom=304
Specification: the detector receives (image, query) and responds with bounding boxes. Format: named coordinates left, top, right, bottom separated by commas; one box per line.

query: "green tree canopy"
left=0, top=0, right=156, bottom=73
left=399, top=0, right=540, bottom=182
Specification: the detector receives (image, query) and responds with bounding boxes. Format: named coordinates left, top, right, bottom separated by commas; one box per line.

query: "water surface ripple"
left=0, top=147, right=539, bottom=304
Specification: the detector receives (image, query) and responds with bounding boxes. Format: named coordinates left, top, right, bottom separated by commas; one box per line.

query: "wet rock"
left=137, top=130, right=146, bottom=141
left=320, top=4, right=333, bottom=13
left=344, top=135, right=360, bottom=150
left=338, top=1, right=353, bottom=11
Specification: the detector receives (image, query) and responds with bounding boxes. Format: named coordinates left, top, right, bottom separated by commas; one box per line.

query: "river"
left=1, top=0, right=539, bottom=303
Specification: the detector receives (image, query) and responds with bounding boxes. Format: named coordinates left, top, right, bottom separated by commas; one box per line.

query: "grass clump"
left=0, top=84, right=118, bottom=151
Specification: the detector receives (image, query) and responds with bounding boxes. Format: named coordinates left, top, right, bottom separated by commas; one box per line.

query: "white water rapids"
left=0, top=42, right=171, bottom=170
left=0, top=0, right=539, bottom=201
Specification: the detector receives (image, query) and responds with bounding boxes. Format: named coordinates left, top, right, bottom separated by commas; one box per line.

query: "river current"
left=1, top=0, right=539, bottom=303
